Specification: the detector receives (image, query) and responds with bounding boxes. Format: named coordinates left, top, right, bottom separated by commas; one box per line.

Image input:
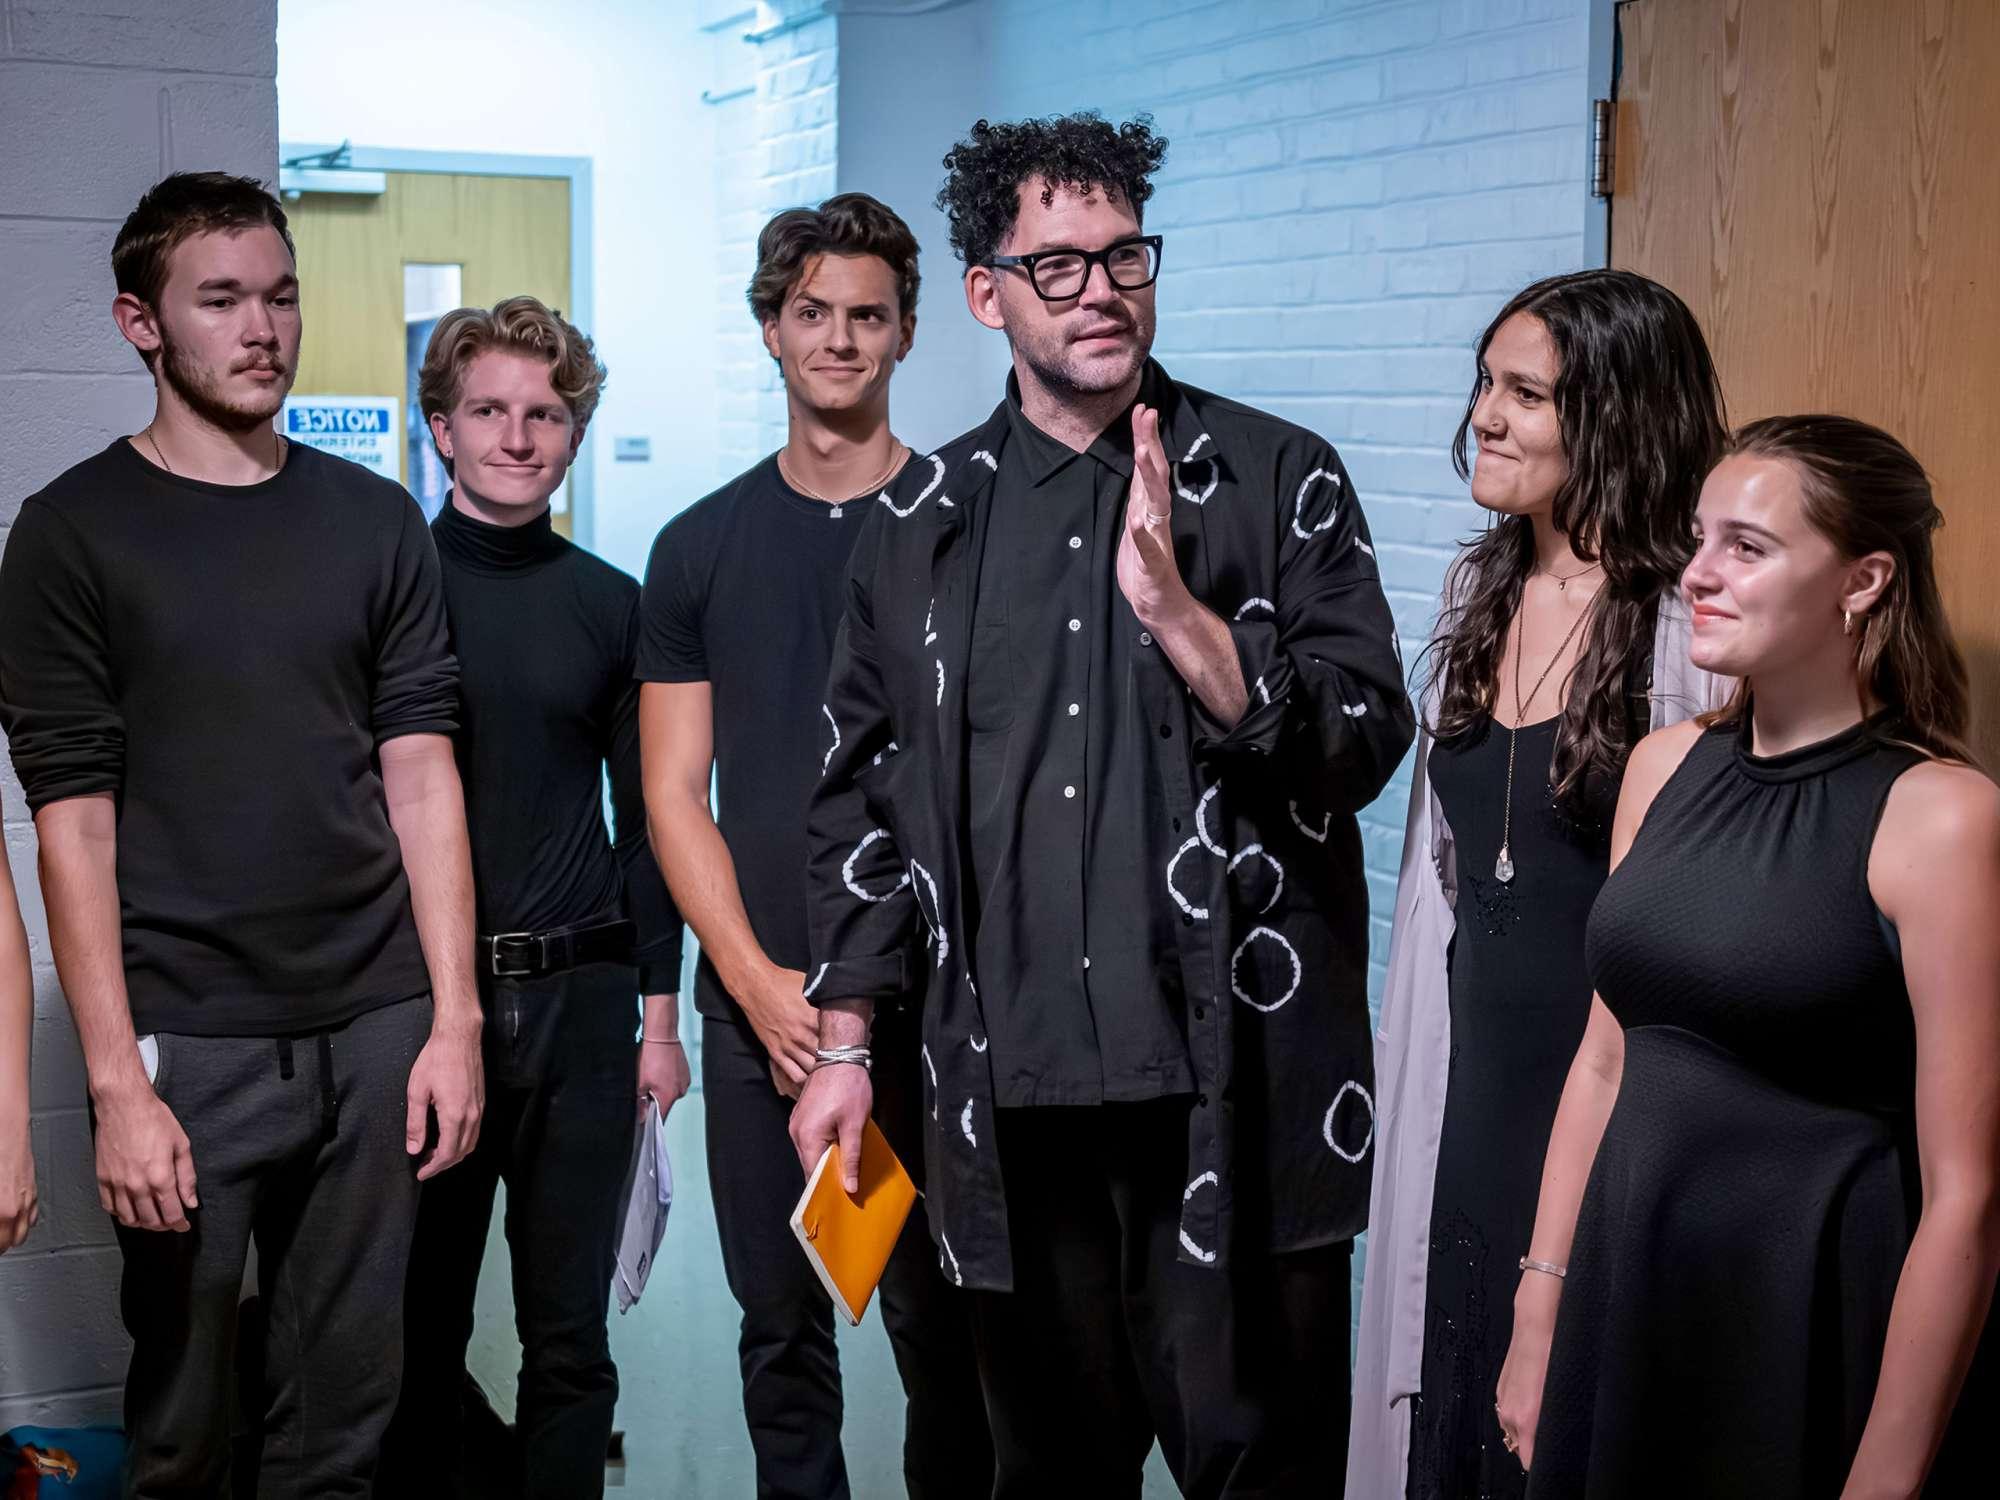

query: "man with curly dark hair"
left=791, top=113, right=1415, bottom=1495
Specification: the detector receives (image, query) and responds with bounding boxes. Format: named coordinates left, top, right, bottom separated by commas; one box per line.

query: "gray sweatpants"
left=114, top=995, right=432, bottom=1499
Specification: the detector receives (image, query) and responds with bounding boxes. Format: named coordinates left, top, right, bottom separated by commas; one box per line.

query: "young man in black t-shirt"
left=377, top=298, right=685, bottom=1499
left=0, top=173, right=482, bottom=1494
left=638, top=195, right=991, bottom=1498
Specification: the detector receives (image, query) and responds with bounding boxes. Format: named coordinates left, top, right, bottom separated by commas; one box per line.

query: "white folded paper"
left=614, top=1099, right=673, bottom=1313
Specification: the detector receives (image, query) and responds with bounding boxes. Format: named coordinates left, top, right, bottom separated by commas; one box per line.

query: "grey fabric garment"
left=114, top=995, right=432, bottom=1499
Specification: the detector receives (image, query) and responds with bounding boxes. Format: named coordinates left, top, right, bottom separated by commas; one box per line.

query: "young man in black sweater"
left=638, top=195, right=991, bottom=1498
left=0, top=173, right=483, bottom=1495
left=377, top=298, right=684, bottom=1499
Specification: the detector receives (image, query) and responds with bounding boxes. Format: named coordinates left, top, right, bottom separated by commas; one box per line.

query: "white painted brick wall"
left=708, top=1, right=840, bottom=484
left=0, top=0, right=279, bottom=1432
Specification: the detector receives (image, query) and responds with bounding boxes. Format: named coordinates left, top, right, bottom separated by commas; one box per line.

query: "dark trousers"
left=378, top=961, right=638, bottom=1500
left=115, top=995, right=432, bottom=1499
left=972, top=1102, right=1353, bottom=1500
left=703, top=1009, right=994, bottom=1500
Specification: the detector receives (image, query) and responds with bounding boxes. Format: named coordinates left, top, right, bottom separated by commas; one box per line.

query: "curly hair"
left=1426, top=270, right=1727, bottom=810
left=748, top=192, right=921, bottom=326
left=418, top=296, right=607, bottom=473
left=936, top=113, right=1169, bottom=267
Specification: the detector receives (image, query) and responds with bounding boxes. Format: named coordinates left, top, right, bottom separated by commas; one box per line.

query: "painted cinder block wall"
left=0, top=0, right=281, bottom=1428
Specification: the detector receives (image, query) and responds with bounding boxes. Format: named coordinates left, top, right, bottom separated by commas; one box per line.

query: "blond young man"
left=377, top=298, right=684, bottom=1500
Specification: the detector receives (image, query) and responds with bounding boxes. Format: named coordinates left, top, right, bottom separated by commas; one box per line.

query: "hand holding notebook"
left=789, top=1115, right=919, bottom=1326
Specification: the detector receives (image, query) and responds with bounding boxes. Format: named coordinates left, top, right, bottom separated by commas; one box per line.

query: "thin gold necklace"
left=142, top=425, right=284, bottom=477
left=779, top=440, right=906, bottom=506
left=1495, top=596, right=1592, bottom=884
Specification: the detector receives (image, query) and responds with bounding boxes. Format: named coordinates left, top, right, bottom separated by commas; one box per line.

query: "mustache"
left=232, top=353, right=287, bottom=374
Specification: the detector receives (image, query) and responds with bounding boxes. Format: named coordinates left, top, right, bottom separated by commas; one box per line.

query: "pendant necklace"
left=1540, top=559, right=1602, bottom=593
left=779, top=440, right=907, bottom=511
left=1495, top=591, right=1592, bottom=883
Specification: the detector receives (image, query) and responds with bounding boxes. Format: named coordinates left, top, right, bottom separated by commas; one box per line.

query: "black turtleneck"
left=432, top=500, right=682, bottom=992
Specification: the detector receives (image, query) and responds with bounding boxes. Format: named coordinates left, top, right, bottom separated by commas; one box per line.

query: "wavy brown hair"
left=1427, top=270, right=1727, bottom=808
left=1705, top=415, right=1973, bottom=764
left=748, top=192, right=921, bottom=326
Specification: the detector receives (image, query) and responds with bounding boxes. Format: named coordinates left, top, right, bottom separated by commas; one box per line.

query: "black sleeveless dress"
left=1530, top=716, right=1991, bottom=1497
left=1409, top=716, right=1616, bottom=1500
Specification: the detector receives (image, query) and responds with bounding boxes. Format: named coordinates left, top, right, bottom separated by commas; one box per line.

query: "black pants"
left=703, top=1009, right=994, bottom=1500
left=378, top=961, right=637, bottom=1500
left=972, top=1102, right=1353, bottom=1500
left=115, top=995, right=432, bottom=1499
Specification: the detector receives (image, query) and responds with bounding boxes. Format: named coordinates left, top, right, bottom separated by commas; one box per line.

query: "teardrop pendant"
left=1494, top=845, right=1514, bottom=883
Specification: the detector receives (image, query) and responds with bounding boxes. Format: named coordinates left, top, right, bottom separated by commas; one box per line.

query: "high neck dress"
left=1530, top=715, right=1992, bottom=1497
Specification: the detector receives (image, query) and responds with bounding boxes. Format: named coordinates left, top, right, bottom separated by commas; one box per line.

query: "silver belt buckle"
left=488, top=931, right=543, bottom=978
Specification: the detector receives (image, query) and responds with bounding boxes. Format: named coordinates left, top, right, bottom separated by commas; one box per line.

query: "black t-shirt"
left=431, top=502, right=683, bottom=993
left=636, top=455, right=871, bottom=1020
left=0, top=440, right=458, bottom=1036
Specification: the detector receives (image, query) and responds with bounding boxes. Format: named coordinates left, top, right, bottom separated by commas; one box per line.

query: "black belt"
left=479, top=917, right=635, bottom=979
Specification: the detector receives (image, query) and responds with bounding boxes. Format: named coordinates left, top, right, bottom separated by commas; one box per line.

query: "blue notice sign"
left=282, top=395, right=399, bottom=478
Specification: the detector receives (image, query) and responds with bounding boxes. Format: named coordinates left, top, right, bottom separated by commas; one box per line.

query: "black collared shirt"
left=969, top=376, right=1194, bottom=1104
left=432, top=502, right=682, bottom=992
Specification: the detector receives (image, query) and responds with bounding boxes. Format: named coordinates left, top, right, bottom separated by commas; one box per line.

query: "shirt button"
left=1068, top=618, right=1081, bottom=633
left=1138, top=631, right=1153, bottom=646
left=1082, top=956, right=1091, bottom=970
left=1068, top=703, right=1080, bottom=717
left=1193, top=1005, right=1206, bottom=1021
left=1068, top=535, right=1083, bottom=550
left=1063, top=784, right=1077, bottom=799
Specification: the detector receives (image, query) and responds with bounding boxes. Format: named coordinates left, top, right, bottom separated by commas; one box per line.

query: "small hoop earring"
left=1843, top=609, right=1855, bottom=636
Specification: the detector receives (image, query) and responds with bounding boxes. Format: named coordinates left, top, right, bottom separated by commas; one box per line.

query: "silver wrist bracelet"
left=1519, top=1255, right=1567, bottom=1280
left=813, top=1044, right=873, bottom=1072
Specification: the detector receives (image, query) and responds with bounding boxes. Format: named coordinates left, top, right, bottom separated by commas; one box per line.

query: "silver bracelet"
left=813, top=1044, right=873, bottom=1072
left=1519, top=1255, right=1567, bottom=1280
left=641, top=1035, right=681, bottom=1046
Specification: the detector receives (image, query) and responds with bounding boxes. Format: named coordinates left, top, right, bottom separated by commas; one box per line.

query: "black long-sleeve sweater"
left=430, top=500, right=682, bottom=993
left=0, top=440, right=458, bottom=1036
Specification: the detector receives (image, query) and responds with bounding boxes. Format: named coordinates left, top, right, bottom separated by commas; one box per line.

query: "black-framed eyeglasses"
left=984, top=235, right=1163, bottom=301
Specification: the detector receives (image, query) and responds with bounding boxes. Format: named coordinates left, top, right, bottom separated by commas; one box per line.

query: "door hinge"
left=1591, top=98, right=1615, bottom=198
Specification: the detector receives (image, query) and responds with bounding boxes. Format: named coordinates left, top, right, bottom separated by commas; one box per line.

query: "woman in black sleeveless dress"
left=1498, top=417, right=2000, bottom=1497
left=1357, top=274, right=1727, bottom=1500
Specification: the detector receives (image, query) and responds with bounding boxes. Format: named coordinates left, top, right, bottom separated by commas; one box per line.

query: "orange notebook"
left=789, top=1116, right=920, bottom=1326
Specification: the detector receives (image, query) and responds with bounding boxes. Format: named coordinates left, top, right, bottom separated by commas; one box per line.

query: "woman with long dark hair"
left=1350, top=270, right=1729, bottom=1499
left=1497, top=417, right=2000, bottom=1495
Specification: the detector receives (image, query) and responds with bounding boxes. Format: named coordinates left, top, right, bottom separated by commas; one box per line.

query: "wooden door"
left=1611, top=0, right=2000, bottom=757
left=286, top=171, right=572, bottom=527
